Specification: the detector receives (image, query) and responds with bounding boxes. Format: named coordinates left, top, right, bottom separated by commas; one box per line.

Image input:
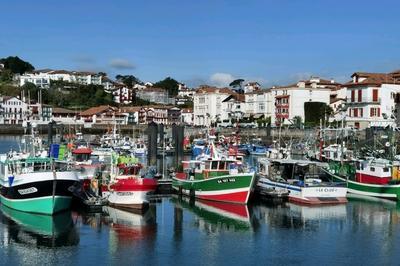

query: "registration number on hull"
left=18, top=187, right=38, bottom=195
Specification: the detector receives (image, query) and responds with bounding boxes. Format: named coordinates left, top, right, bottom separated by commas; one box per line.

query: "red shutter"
left=378, top=108, right=381, bottom=117
left=360, top=108, right=363, bottom=117
left=351, top=90, right=355, bottom=102
left=354, top=108, right=358, bottom=117
left=370, top=108, right=373, bottom=117
left=373, top=89, right=378, bottom=102
left=349, top=109, right=352, bottom=117
left=358, top=90, right=362, bottom=102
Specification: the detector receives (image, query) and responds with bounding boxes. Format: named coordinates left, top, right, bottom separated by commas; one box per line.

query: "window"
left=370, top=108, right=381, bottom=117
left=353, top=108, right=358, bottom=117
left=370, top=167, right=375, bottom=172
left=383, top=167, right=389, bottom=172
left=372, top=89, right=379, bottom=102
left=211, top=161, right=218, bottom=169
left=358, top=90, right=362, bottom=102
left=351, top=90, right=355, bottom=102
left=359, top=108, right=363, bottom=117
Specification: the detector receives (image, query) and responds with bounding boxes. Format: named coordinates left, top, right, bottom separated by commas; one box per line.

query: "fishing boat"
left=0, top=154, right=79, bottom=215
left=102, top=155, right=158, bottom=210
left=256, top=158, right=348, bottom=204
left=323, top=158, right=400, bottom=200
left=172, top=143, right=255, bottom=204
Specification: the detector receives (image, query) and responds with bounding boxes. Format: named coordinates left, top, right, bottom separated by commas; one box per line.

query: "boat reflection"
left=172, top=196, right=252, bottom=232
left=255, top=201, right=347, bottom=230
left=102, top=206, right=157, bottom=246
left=0, top=205, right=79, bottom=248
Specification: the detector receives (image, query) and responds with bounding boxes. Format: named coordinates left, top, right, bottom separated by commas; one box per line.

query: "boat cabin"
left=180, top=158, right=241, bottom=180
left=322, top=144, right=353, bottom=162
left=72, top=147, right=93, bottom=162
left=355, top=159, right=392, bottom=184
left=258, top=158, right=329, bottom=187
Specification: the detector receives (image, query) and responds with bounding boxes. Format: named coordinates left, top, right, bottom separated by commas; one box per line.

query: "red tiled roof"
left=80, top=105, right=116, bottom=116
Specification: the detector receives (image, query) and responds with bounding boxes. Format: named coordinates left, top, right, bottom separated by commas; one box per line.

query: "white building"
left=221, top=94, right=245, bottom=123
left=181, top=108, right=193, bottom=125
left=270, top=77, right=340, bottom=126
left=344, top=71, right=400, bottom=129
left=244, top=82, right=261, bottom=93
left=244, top=90, right=273, bottom=120
left=136, top=88, right=174, bottom=104
left=19, top=69, right=103, bottom=88
left=193, top=87, right=234, bottom=126
left=0, top=96, right=28, bottom=124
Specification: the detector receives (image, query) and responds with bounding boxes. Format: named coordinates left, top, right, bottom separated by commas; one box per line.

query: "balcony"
left=347, top=97, right=381, bottom=105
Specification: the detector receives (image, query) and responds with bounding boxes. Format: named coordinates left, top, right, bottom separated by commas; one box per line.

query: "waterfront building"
left=193, top=86, right=234, bottom=126
left=79, top=105, right=125, bottom=125
left=138, top=106, right=181, bottom=125
left=0, top=96, right=28, bottom=124
left=270, top=77, right=340, bottom=126
left=244, top=89, right=273, bottom=121
left=52, top=107, right=79, bottom=124
left=119, top=106, right=141, bottom=125
left=221, top=94, right=245, bottom=123
left=181, top=108, right=193, bottom=125
left=344, top=71, right=400, bottom=129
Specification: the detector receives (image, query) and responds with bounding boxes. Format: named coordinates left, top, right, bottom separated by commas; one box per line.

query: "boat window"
left=211, top=161, right=218, bottom=170
left=219, top=161, right=226, bottom=170
left=356, top=162, right=361, bottom=170
left=204, top=161, right=211, bottom=169
left=370, top=167, right=375, bottom=172
left=333, top=152, right=338, bottom=159
left=383, top=167, right=389, bottom=172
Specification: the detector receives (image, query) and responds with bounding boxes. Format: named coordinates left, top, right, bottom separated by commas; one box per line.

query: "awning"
left=243, top=113, right=251, bottom=118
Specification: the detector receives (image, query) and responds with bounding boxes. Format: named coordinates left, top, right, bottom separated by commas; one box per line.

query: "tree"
left=153, top=77, right=179, bottom=96
left=292, top=116, right=303, bottom=129
left=0, top=56, right=34, bottom=74
left=229, top=79, right=245, bottom=93
left=115, top=75, right=142, bottom=88
left=0, top=84, right=20, bottom=96
left=0, top=69, right=13, bottom=83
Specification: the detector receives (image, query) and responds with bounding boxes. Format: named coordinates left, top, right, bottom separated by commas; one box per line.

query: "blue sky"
left=1, top=0, right=400, bottom=87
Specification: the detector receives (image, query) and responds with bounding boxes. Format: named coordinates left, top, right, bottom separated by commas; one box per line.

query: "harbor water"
left=0, top=136, right=400, bottom=265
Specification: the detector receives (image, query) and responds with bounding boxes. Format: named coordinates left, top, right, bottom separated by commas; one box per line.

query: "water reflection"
left=254, top=201, right=348, bottom=230
left=1, top=205, right=79, bottom=248
left=102, top=206, right=157, bottom=246
left=172, top=196, right=252, bottom=232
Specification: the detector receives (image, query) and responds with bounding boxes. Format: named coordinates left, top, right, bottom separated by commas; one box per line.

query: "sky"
left=1, top=0, right=400, bottom=87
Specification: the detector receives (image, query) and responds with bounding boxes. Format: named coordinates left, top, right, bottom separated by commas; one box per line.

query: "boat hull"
left=102, top=178, right=158, bottom=210
left=324, top=169, right=400, bottom=200
left=0, top=171, right=78, bottom=215
left=172, top=173, right=255, bottom=204
left=257, top=178, right=348, bottom=205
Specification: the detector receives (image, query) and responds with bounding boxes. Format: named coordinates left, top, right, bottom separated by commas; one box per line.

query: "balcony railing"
left=347, top=98, right=381, bottom=104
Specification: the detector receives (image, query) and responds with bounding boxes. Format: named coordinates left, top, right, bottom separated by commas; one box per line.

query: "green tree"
left=115, top=75, right=142, bottom=88
left=0, top=84, right=20, bottom=96
left=0, top=56, right=34, bottom=74
left=0, top=69, right=13, bottom=83
left=229, top=79, right=245, bottom=93
left=153, top=77, right=179, bottom=96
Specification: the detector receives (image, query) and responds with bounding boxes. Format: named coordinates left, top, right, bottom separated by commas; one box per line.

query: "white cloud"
left=109, top=58, right=135, bottom=70
left=209, top=72, right=235, bottom=87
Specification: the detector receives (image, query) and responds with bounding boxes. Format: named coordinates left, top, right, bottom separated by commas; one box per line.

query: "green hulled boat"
left=172, top=155, right=255, bottom=204
left=323, top=159, right=400, bottom=200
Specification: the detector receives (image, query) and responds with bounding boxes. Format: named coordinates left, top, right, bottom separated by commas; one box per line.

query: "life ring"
left=107, top=182, right=115, bottom=192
